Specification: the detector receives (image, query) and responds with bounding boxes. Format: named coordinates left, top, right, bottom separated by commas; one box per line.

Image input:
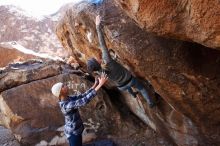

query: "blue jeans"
left=68, top=134, right=82, bottom=146
left=118, top=77, right=154, bottom=105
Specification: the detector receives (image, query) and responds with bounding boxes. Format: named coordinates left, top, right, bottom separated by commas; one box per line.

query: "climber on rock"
left=87, top=15, right=156, bottom=108
left=51, top=72, right=108, bottom=146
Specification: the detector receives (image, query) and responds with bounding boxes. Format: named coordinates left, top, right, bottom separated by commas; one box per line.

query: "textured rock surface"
left=0, top=61, right=168, bottom=146
left=56, top=0, right=220, bottom=146
left=0, top=126, right=20, bottom=146
left=0, top=60, right=61, bottom=92
left=0, top=5, right=68, bottom=57
left=114, top=0, right=220, bottom=49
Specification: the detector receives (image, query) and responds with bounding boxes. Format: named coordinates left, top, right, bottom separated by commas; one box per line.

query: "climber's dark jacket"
left=96, top=24, right=132, bottom=87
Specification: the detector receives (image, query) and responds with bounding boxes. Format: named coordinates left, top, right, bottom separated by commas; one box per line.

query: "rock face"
left=0, top=60, right=61, bottom=93
left=56, top=0, right=220, bottom=146
left=0, top=126, right=20, bottom=146
left=0, top=60, right=168, bottom=146
left=114, top=0, right=220, bottom=49
left=0, top=61, right=64, bottom=145
left=0, top=5, right=68, bottom=57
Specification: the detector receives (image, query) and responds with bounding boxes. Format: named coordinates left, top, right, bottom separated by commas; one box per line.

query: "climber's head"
left=87, top=58, right=101, bottom=73
left=51, top=82, right=69, bottom=100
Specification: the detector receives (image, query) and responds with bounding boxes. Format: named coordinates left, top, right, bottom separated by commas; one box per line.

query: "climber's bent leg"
left=118, top=77, right=137, bottom=98
left=132, top=78, right=155, bottom=108
left=127, top=87, right=138, bottom=98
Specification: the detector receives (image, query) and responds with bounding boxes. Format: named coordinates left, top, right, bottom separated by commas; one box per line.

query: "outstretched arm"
left=96, top=15, right=112, bottom=64
left=69, top=76, right=101, bottom=100
left=63, top=73, right=108, bottom=111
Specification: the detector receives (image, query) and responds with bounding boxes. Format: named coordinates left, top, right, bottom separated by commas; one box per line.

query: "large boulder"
left=0, top=60, right=62, bottom=92
left=56, top=0, right=220, bottom=146
left=114, top=0, right=220, bottom=49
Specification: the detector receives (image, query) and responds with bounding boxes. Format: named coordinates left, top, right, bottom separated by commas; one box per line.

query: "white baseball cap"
left=51, top=82, right=63, bottom=97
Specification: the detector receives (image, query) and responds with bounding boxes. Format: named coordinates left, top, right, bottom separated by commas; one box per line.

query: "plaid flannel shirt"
left=59, top=88, right=97, bottom=138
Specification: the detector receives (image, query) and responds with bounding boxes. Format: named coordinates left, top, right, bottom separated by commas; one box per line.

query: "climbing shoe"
left=132, top=92, right=139, bottom=98
left=154, top=92, right=161, bottom=104
left=149, top=102, right=156, bottom=108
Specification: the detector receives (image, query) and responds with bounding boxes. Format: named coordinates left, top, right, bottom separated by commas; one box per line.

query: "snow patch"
left=5, top=5, right=46, bottom=21
left=20, top=24, right=27, bottom=30
left=23, top=36, right=35, bottom=41
left=48, top=28, right=52, bottom=33
left=20, top=29, right=29, bottom=33
left=51, top=13, right=61, bottom=21
left=0, top=25, right=7, bottom=32
left=0, top=41, right=64, bottom=62
left=31, top=30, right=41, bottom=34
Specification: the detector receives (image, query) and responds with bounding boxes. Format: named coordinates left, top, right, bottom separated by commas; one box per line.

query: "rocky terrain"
left=0, top=5, right=68, bottom=57
left=0, top=0, right=220, bottom=146
left=0, top=60, right=169, bottom=146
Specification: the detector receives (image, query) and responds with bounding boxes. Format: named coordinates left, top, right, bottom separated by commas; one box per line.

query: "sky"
left=0, top=0, right=83, bottom=17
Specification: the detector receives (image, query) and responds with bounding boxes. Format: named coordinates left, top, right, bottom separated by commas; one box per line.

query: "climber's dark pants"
left=118, top=77, right=154, bottom=105
left=68, top=134, right=82, bottom=146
